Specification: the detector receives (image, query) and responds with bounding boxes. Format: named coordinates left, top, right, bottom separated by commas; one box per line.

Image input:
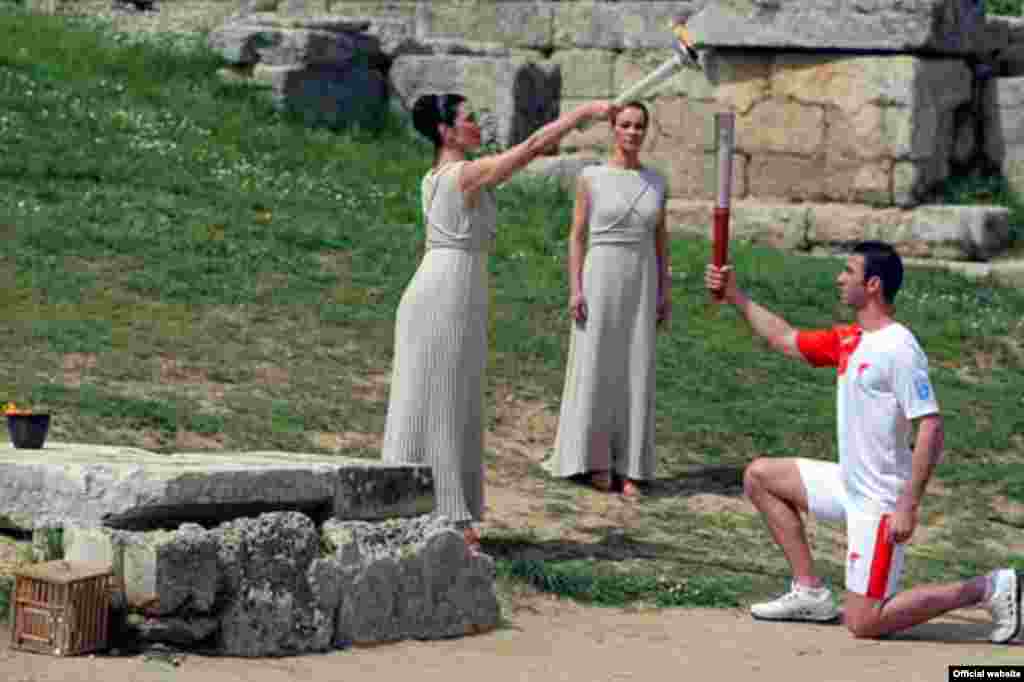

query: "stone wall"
left=235, top=0, right=1002, bottom=211
left=984, top=15, right=1024, bottom=75
left=64, top=512, right=500, bottom=655
left=560, top=53, right=976, bottom=207
left=985, top=76, right=1024, bottom=195
left=162, top=1, right=1019, bottom=257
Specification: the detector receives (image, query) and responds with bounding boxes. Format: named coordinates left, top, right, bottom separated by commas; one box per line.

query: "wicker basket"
left=11, top=560, right=114, bottom=656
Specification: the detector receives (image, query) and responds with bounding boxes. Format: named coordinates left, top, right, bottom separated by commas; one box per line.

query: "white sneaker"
left=750, top=581, right=839, bottom=622
left=985, top=569, right=1021, bottom=644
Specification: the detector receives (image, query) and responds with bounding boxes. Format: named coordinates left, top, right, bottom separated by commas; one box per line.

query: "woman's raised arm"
left=458, top=101, right=614, bottom=194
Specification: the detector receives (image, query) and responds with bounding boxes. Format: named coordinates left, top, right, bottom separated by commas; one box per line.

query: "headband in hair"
left=436, top=94, right=446, bottom=124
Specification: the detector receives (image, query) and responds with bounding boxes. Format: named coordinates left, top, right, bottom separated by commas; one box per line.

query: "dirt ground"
left=1, top=599, right=1018, bottom=682
left=3, top=393, right=1020, bottom=681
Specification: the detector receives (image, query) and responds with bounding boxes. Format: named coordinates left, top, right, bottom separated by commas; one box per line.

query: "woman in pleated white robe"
left=544, top=102, right=671, bottom=498
left=382, top=93, right=615, bottom=549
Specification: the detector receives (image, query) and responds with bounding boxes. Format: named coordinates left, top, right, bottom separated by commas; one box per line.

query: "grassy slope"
left=0, top=9, right=1022, bottom=609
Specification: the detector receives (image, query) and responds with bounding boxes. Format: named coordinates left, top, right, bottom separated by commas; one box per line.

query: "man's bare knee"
left=845, top=614, right=882, bottom=639
left=844, top=595, right=887, bottom=639
left=743, top=458, right=768, bottom=499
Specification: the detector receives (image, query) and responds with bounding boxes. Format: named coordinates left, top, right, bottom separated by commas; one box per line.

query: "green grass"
left=988, top=0, right=1024, bottom=16
left=0, top=8, right=1022, bottom=608
left=497, top=558, right=752, bottom=608
left=0, top=575, right=10, bottom=623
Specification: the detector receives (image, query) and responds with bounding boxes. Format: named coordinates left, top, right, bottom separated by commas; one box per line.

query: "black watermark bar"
left=949, top=666, right=1024, bottom=681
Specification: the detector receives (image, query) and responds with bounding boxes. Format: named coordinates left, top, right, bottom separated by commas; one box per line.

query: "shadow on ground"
left=643, top=465, right=746, bottom=499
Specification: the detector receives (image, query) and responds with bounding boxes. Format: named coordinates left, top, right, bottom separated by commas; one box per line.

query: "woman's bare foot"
left=590, top=470, right=613, bottom=492
left=621, top=478, right=642, bottom=499
left=462, top=526, right=482, bottom=555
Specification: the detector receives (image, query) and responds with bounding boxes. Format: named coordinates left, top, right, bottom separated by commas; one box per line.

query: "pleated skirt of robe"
left=381, top=247, right=488, bottom=523
left=546, top=240, right=657, bottom=481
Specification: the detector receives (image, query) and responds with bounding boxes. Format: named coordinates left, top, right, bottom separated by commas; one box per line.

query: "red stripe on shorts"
left=867, top=514, right=894, bottom=600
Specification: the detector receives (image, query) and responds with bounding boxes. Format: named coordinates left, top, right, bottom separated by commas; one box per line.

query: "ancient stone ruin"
left=206, top=0, right=1022, bottom=263
left=0, top=443, right=501, bottom=656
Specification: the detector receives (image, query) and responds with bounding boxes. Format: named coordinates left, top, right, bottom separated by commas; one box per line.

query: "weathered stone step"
left=64, top=512, right=499, bottom=655
left=686, top=0, right=985, bottom=56
left=0, top=443, right=433, bottom=531
left=667, top=199, right=1012, bottom=262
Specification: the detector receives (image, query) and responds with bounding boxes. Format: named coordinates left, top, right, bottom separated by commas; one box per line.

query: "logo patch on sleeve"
left=913, top=373, right=932, bottom=401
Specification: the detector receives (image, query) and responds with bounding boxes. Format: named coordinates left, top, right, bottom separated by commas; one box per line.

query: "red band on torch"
left=711, top=112, right=734, bottom=301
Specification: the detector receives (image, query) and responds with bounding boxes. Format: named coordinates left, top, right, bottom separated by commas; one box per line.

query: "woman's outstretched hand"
left=657, top=294, right=672, bottom=327
left=569, top=292, right=588, bottom=324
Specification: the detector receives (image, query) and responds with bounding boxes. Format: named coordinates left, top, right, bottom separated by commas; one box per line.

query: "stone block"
left=708, top=52, right=771, bottom=116
left=70, top=511, right=502, bottom=655
left=265, top=63, right=390, bottom=129
left=552, top=1, right=702, bottom=50
left=666, top=199, right=810, bottom=250
left=647, top=147, right=747, bottom=201
left=771, top=55, right=919, bottom=111
left=893, top=159, right=949, bottom=207
left=772, top=55, right=970, bottom=157
left=208, top=16, right=375, bottom=66
left=646, top=97, right=722, bottom=154
left=417, top=0, right=554, bottom=48
left=216, top=513, right=334, bottom=656
left=952, top=112, right=977, bottom=165
left=390, top=55, right=560, bottom=147
left=981, top=15, right=1013, bottom=58
left=63, top=525, right=178, bottom=609
left=63, top=525, right=119, bottom=569
left=746, top=154, right=827, bottom=202
left=0, top=443, right=433, bottom=531
left=687, top=0, right=985, bottom=56
left=807, top=203, right=1011, bottom=260
left=984, top=77, right=1024, bottom=194
left=998, top=45, right=1024, bottom=77
left=823, top=156, right=893, bottom=207
left=416, top=39, right=514, bottom=57
left=132, top=616, right=220, bottom=647
left=280, top=0, right=329, bottom=15
left=671, top=200, right=1010, bottom=261
left=328, top=516, right=500, bottom=644
left=807, top=203, right=920, bottom=246
left=155, top=523, right=220, bottom=615
left=324, top=1, right=418, bottom=19
left=552, top=49, right=615, bottom=98
left=739, top=99, right=825, bottom=156
left=240, top=0, right=282, bottom=14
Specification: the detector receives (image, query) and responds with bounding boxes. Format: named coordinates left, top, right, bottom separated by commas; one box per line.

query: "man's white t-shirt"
left=796, top=322, right=940, bottom=513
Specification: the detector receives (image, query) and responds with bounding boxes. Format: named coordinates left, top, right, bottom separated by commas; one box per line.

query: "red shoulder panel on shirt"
left=796, top=324, right=861, bottom=372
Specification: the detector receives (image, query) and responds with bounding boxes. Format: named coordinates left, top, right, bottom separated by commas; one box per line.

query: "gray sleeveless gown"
left=545, top=164, right=667, bottom=482
left=382, top=161, right=496, bottom=524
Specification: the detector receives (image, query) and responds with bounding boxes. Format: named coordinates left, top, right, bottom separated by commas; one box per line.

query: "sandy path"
left=1, top=601, right=1018, bottom=682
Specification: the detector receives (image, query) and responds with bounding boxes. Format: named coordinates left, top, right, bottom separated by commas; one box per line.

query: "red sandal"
left=621, top=478, right=642, bottom=499
left=462, top=526, right=482, bottom=555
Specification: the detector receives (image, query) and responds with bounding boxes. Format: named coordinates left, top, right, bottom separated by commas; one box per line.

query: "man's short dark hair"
left=853, top=241, right=903, bottom=304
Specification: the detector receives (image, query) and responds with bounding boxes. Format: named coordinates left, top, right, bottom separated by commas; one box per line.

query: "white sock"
left=795, top=578, right=825, bottom=592
left=983, top=569, right=1001, bottom=602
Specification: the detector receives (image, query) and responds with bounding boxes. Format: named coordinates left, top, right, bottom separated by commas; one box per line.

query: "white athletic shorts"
left=796, top=458, right=905, bottom=600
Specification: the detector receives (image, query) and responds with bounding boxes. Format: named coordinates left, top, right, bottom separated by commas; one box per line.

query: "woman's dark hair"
left=853, top=240, right=904, bottom=303
left=612, top=100, right=650, bottom=129
left=412, top=93, right=466, bottom=150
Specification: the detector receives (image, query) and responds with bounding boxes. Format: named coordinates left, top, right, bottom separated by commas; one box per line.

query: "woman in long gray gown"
left=382, top=93, right=615, bottom=551
left=544, top=102, right=671, bottom=498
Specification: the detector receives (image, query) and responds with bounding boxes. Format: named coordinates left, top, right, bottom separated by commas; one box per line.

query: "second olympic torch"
left=711, top=112, right=734, bottom=301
